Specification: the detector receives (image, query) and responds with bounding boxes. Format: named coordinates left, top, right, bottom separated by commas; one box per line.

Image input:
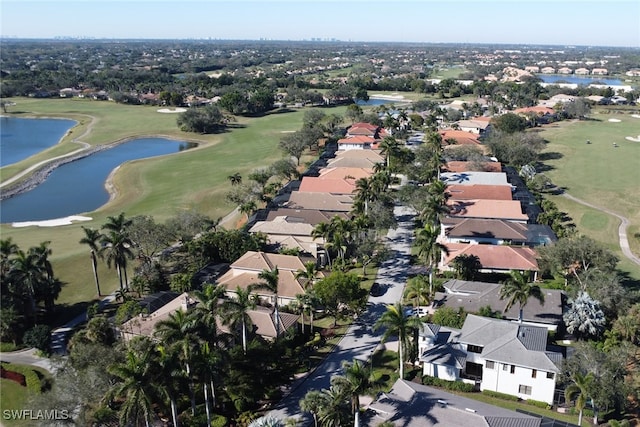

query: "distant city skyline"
left=2, top=0, right=639, bottom=48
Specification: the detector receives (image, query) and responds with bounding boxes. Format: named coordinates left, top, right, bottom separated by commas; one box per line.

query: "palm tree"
left=378, top=136, right=401, bottom=171
left=100, top=230, right=134, bottom=290
left=404, top=275, right=431, bottom=309
left=565, top=371, right=593, bottom=427
left=79, top=227, right=104, bottom=296
left=221, top=287, right=256, bottom=354
left=0, top=238, right=19, bottom=279
left=295, top=261, right=319, bottom=289
left=415, top=224, right=448, bottom=296
left=373, top=302, right=423, bottom=379
left=253, top=267, right=281, bottom=337
left=106, top=348, right=159, bottom=427
left=299, top=390, right=327, bottom=427
left=239, top=200, right=257, bottom=221
left=103, top=212, right=132, bottom=234
left=354, top=177, right=376, bottom=214
left=9, top=250, right=43, bottom=323
left=316, top=385, right=351, bottom=427
left=154, top=309, right=201, bottom=415
left=192, top=283, right=226, bottom=346
left=154, top=344, right=184, bottom=427
left=328, top=216, right=354, bottom=261
left=332, top=359, right=374, bottom=427
left=228, top=172, right=242, bottom=186
left=499, top=270, right=545, bottom=322
left=451, top=254, right=482, bottom=281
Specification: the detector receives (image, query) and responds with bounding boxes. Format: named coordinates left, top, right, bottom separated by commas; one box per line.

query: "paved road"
left=0, top=348, right=56, bottom=373
left=562, top=192, right=640, bottom=266
left=268, top=205, right=416, bottom=423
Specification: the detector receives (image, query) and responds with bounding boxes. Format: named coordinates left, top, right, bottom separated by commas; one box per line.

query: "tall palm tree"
left=404, top=275, right=431, bottom=309
left=328, top=216, right=354, bottom=261
left=9, top=250, right=44, bottom=323
left=295, top=261, right=319, bottom=289
left=332, top=359, right=374, bottom=427
left=378, top=136, right=401, bottom=171
left=239, top=200, right=257, bottom=221
left=311, top=221, right=332, bottom=266
left=79, top=227, right=104, bottom=296
left=373, top=302, right=423, bottom=379
left=106, top=348, right=159, bottom=427
left=221, top=287, right=256, bottom=354
left=228, top=172, right=242, bottom=186
left=103, top=212, right=133, bottom=234
left=565, top=371, right=593, bottom=427
left=192, top=283, right=226, bottom=346
left=499, top=270, right=545, bottom=322
left=154, top=344, right=184, bottom=427
left=316, top=385, right=351, bottom=427
left=299, top=390, right=327, bottom=427
left=100, top=230, right=134, bottom=291
left=415, top=224, right=448, bottom=296
left=154, top=309, right=201, bottom=415
left=253, top=267, right=281, bottom=337
left=0, top=238, right=19, bottom=280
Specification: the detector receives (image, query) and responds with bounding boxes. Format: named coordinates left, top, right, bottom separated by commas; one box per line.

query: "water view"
left=539, top=75, right=624, bottom=86
left=0, top=137, right=192, bottom=223
left=0, top=117, right=76, bottom=166
left=356, top=97, right=409, bottom=106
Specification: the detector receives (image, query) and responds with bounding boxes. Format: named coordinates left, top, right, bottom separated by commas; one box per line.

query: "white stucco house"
left=420, top=314, right=563, bottom=404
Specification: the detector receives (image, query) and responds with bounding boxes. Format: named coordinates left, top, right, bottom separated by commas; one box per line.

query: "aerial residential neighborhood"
left=1, top=2, right=639, bottom=426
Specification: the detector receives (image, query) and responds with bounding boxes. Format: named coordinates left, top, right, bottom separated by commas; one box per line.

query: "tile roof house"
left=440, top=172, right=511, bottom=187
left=216, top=251, right=314, bottom=307
left=446, top=199, right=529, bottom=223
left=440, top=218, right=555, bottom=246
left=328, top=149, right=385, bottom=166
left=455, top=119, right=492, bottom=135
left=446, top=184, right=513, bottom=200
left=284, top=191, right=354, bottom=212
left=317, top=167, right=373, bottom=180
left=439, top=130, right=482, bottom=146
left=264, top=208, right=349, bottom=225
left=514, top=106, right=556, bottom=116
left=434, top=279, right=565, bottom=331
left=443, top=161, right=502, bottom=173
left=337, top=135, right=377, bottom=150
left=249, top=216, right=321, bottom=257
left=298, top=177, right=357, bottom=194
left=338, top=123, right=389, bottom=150
left=367, top=379, right=542, bottom=427
left=419, top=314, right=563, bottom=404
left=440, top=243, right=539, bottom=276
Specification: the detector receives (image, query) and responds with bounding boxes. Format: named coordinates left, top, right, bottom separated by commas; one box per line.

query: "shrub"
left=481, top=389, right=519, bottom=401
left=1, top=363, right=43, bottom=393
left=23, top=325, right=51, bottom=354
left=210, top=414, right=229, bottom=427
left=421, top=376, right=476, bottom=392
left=526, top=399, right=552, bottom=409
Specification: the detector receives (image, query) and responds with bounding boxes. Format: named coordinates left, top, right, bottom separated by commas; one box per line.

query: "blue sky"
left=2, top=0, right=639, bottom=47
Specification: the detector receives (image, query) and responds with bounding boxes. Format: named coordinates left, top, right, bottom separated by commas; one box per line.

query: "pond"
left=0, top=117, right=76, bottom=167
left=356, top=97, right=409, bottom=106
left=0, top=137, right=194, bottom=223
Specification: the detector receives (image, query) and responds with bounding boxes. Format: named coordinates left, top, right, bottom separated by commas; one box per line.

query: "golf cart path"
left=561, top=192, right=640, bottom=266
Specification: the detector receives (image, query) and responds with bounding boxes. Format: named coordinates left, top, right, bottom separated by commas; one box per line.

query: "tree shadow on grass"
left=619, top=271, right=640, bottom=293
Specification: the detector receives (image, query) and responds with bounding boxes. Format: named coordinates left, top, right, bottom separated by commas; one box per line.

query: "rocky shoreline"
left=0, top=145, right=111, bottom=201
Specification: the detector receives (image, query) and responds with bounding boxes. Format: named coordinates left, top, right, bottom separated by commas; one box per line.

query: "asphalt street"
left=268, top=205, right=416, bottom=423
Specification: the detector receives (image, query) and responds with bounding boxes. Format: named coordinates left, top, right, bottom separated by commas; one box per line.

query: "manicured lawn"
left=0, top=364, right=52, bottom=427
left=0, top=99, right=349, bottom=316
left=538, top=110, right=640, bottom=280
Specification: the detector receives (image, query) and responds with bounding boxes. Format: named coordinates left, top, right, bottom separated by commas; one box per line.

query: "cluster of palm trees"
left=1, top=238, right=64, bottom=338
left=79, top=212, right=136, bottom=295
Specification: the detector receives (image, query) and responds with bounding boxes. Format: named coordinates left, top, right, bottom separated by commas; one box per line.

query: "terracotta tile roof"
left=446, top=184, right=513, bottom=200
left=285, top=191, right=354, bottom=212
left=350, top=122, right=379, bottom=131
left=267, top=234, right=320, bottom=254
left=318, top=167, right=373, bottom=180
left=337, top=135, right=377, bottom=145
left=327, top=157, right=380, bottom=168
left=514, top=106, right=555, bottom=115
left=445, top=218, right=529, bottom=240
left=298, top=177, right=357, bottom=194
left=247, top=306, right=300, bottom=339
left=230, top=250, right=310, bottom=272
left=439, top=130, right=481, bottom=146
left=332, top=149, right=384, bottom=161
left=265, top=208, right=349, bottom=225
left=444, top=161, right=502, bottom=173
left=249, top=216, right=316, bottom=236
left=446, top=199, right=528, bottom=222
left=218, top=269, right=306, bottom=300
left=442, top=243, right=539, bottom=271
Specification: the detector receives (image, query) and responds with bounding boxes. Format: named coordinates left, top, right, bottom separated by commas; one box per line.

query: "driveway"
left=268, top=205, right=416, bottom=422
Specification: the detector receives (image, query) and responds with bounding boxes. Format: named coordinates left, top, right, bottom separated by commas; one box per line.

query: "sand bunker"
left=608, top=118, right=621, bottom=122
left=157, top=108, right=187, bottom=113
left=12, top=215, right=92, bottom=228
left=625, top=135, right=640, bottom=142
left=631, top=114, right=640, bottom=119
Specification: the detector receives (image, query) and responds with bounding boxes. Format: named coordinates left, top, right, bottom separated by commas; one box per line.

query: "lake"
left=0, top=117, right=76, bottom=166
left=539, top=75, right=623, bottom=86
left=0, top=137, right=193, bottom=223
left=356, top=97, right=409, bottom=106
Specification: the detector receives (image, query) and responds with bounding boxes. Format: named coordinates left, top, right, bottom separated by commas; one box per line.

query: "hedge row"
left=422, top=376, right=476, bottom=392
left=0, top=363, right=42, bottom=394
left=481, top=389, right=519, bottom=401
left=526, top=399, right=552, bottom=409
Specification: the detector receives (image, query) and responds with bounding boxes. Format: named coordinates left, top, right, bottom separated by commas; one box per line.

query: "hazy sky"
left=2, top=0, right=639, bottom=47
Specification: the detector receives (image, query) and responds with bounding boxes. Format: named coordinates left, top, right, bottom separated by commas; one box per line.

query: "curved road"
left=562, top=192, right=640, bottom=266
left=268, top=205, right=416, bottom=423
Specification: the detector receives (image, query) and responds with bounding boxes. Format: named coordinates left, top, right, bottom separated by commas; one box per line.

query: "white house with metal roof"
left=420, top=314, right=562, bottom=404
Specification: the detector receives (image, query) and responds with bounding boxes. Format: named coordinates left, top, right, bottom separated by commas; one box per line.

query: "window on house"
left=531, top=369, right=537, bottom=378
left=510, top=365, right=516, bottom=374
left=486, top=361, right=495, bottom=370
left=502, top=363, right=509, bottom=371
left=467, top=344, right=483, bottom=354
left=547, top=372, right=555, bottom=380
left=518, top=385, right=532, bottom=395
